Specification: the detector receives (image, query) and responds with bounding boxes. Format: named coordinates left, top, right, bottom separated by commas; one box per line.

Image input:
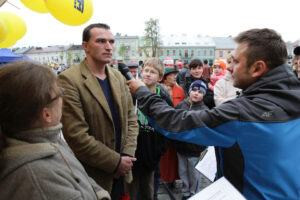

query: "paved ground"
left=157, top=178, right=212, bottom=200
left=157, top=182, right=183, bottom=200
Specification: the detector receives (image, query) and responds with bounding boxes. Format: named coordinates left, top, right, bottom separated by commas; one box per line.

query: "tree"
left=118, top=43, right=127, bottom=60
left=143, top=18, right=161, bottom=57
left=67, top=51, right=73, bottom=66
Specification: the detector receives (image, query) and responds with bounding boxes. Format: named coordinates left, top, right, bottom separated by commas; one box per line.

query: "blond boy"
left=127, top=58, right=172, bottom=200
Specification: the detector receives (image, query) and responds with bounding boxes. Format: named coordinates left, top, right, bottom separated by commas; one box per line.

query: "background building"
left=159, top=34, right=215, bottom=65
left=113, top=34, right=139, bottom=63
left=213, top=37, right=236, bottom=61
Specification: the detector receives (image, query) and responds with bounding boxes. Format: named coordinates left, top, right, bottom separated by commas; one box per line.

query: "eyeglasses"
left=48, top=87, right=65, bottom=104
left=142, top=68, right=159, bottom=75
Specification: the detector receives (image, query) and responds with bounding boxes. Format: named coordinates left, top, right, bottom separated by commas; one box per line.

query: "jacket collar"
left=0, top=125, right=61, bottom=179
left=7, top=123, right=62, bottom=144
left=80, top=60, right=122, bottom=123
left=243, top=64, right=295, bottom=95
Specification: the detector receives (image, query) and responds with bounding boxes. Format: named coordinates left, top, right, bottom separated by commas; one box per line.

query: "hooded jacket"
left=134, top=64, right=300, bottom=200
left=0, top=124, right=110, bottom=200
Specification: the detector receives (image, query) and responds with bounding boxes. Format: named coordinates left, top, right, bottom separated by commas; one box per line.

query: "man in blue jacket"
left=127, top=28, right=300, bottom=200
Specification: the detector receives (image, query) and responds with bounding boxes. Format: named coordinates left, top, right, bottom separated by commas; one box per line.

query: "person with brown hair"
left=178, top=59, right=215, bottom=109
left=0, top=61, right=110, bottom=200
left=58, top=23, right=138, bottom=199
left=127, top=28, right=300, bottom=199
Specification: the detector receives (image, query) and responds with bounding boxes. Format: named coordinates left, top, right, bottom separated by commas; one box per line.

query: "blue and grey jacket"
left=135, top=64, right=300, bottom=200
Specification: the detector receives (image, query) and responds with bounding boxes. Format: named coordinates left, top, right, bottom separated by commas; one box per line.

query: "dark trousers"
left=111, top=177, right=123, bottom=200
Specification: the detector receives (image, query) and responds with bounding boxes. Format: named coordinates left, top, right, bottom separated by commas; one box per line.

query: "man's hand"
left=114, top=156, right=136, bottom=178
left=126, top=80, right=145, bottom=96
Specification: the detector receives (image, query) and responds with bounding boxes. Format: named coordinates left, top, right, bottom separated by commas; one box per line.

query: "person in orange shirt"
left=162, top=67, right=186, bottom=106
left=160, top=66, right=185, bottom=190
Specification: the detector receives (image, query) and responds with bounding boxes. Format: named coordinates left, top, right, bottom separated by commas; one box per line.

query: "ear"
left=158, top=75, right=163, bottom=82
left=250, top=60, right=269, bottom=78
left=82, top=41, right=88, bottom=53
left=41, top=107, right=52, bottom=124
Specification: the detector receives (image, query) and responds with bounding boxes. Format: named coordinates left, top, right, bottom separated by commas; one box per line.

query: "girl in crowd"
left=209, top=59, right=227, bottom=91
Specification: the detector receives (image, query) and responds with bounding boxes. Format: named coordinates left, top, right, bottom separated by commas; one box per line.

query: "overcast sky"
left=1, top=0, right=299, bottom=48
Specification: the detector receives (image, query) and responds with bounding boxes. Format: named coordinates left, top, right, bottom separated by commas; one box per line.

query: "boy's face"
left=189, top=89, right=204, bottom=103
left=189, top=65, right=203, bottom=79
left=141, top=65, right=161, bottom=87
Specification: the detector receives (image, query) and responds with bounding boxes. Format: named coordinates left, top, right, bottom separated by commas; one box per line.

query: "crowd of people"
left=0, top=23, right=300, bottom=200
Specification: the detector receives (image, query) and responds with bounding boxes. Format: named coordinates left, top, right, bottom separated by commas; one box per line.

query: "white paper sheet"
left=188, top=177, right=246, bottom=200
left=195, top=146, right=217, bottom=182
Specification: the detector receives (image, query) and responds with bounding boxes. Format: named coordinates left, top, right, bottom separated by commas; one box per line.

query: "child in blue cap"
left=174, top=80, right=211, bottom=199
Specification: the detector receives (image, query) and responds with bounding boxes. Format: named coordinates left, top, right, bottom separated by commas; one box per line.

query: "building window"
left=185, top=50, right=188, bottom=58
left=167, top=50, right=170, bottom=56
left=219, top=51, right=223, bottom=57
left=173, top=50, right=176, bottom=56
left=191, top=50, right=194, bottom=57
left=210, top=50, right=213, bottom=56
left=179, top=50, right=182, bottom=56
left=132, top=50, right=135, bottom=56
left=160, top=49, right=164, bottom=56
left=139, top=51, right=143, bottom=57
left=198, top=50, right=201, bottom=56
left=204, top=50, right=206, bottom=56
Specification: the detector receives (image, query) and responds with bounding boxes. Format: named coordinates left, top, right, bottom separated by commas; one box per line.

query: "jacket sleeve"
left=135, top=86, right=240, bottom=148
left=121, top=78, right=139, bottom=156
left=58, top=73, right=120, bottom=173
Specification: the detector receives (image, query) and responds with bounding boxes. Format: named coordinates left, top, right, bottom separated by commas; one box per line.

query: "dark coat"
left=180, top=72, right=215, bottom=109
left=174, top=99, right=208, bottom=157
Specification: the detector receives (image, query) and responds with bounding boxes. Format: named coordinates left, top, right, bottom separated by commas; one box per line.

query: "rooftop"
left=161, top=34, right=215, bottom=47
left=212, top=37, right=236, bottom=49
left=26, top=45, right=70, bottom=54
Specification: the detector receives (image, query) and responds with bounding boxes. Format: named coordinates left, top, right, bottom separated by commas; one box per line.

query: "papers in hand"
left=195, top=146, right=217, bottom=182
left=188, top=177, right=246, bottom=200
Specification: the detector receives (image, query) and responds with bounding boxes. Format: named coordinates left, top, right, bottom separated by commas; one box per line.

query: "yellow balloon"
left=20, top=0, right=48, bottom=13
left=45, top=0, right=93, bottom=26
left=0, top=39, right=16, bottom=48
left=0, top=18, right=7, bottom=43
left=0, top=12, right=27, bottom=41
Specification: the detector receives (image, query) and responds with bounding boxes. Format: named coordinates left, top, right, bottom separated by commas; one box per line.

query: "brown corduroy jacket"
left=58, top=60, right=138, bottom=192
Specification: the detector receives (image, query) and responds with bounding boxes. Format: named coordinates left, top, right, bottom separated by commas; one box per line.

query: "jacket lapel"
left=80, top=61, right=113, bottom=122
left=107, top=66, right=124, bottom=126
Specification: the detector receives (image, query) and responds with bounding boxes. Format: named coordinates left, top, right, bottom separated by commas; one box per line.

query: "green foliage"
left=143, top=18, right=161, bottom=57
left=118, top=43, right=127, bottom=59
left=67, top=51, right=73, bottom=65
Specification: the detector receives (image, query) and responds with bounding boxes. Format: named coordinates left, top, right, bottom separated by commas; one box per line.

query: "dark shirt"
left=97, top=77, right=121, bottom=153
